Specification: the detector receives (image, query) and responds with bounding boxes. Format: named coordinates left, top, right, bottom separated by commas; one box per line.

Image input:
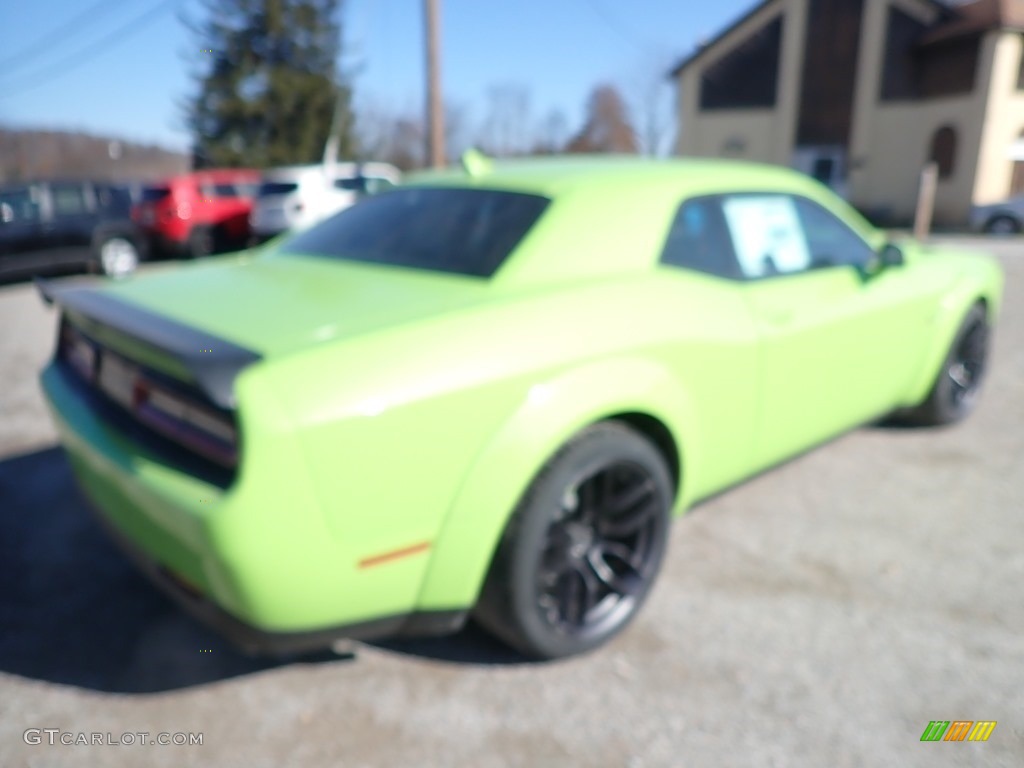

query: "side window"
left=364, top=177, right=395, bottom=195
left=50, top=184, right=88, bottom=217
left=334, top=177, right=366, bottom=192
left=721, top=194, right=811, bottom=278
left=659, top=197, right=741, bottom=279
left=719, top=194, right=874, bottom=278
left=793, top=197, right=875, bottom=268
left=0, top=189, right=41, bottom=223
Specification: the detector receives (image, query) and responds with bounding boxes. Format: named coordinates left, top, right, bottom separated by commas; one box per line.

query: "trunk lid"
left=97, top=251, right=495, bottom=359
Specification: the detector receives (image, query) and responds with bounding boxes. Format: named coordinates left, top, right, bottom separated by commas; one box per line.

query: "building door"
left=792, top=146, right=848, bottom=198
left=1010, top=131, right=1024, bottom=195
left=1012, top=162, right=1024, bottom=196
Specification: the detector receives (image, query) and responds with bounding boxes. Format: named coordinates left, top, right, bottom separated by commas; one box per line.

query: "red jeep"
left=133, top=169, right=260, bottom=258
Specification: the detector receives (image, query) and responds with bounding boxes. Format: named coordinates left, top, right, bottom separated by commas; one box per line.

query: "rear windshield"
left=202, top=183, right=242, bottom=198
left=278, top=187, right=550, bottom=278
left=258, top=182, right=299, bottom=197
left=142, top=186, right=170, bottom=202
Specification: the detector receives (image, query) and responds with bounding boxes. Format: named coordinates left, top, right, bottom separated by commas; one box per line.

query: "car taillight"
left=61, top=323, right=96, bottom=382
left=176, top=203, right=192, bottom=219
left=134, top=381, right=238, bottom=467
left=60, top=321, right=239, bottom=468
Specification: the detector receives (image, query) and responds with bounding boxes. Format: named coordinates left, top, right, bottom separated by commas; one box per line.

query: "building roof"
left=666, top=0, right=1021, bottom=78
left=668, top=0, right=778, bottom=78
left=920, top=0, right=1024, bottom=46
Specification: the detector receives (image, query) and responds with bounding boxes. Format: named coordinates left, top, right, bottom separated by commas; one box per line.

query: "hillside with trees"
left=0, top=127, right=188, bottom=184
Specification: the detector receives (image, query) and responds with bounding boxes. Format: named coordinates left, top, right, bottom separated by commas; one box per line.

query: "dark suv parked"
left=0, top=180, right=147, bottom=281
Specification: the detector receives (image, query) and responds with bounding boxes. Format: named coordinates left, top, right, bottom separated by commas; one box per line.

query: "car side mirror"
left=878, top=243, right=905, bottom=268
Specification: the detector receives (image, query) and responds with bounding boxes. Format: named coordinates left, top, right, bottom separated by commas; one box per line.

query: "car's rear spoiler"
left=35, top=278, right=262, bottom=409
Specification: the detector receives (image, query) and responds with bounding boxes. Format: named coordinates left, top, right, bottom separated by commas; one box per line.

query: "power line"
left=0, top=0, right=128, bottom=73
left=580, top=0, right=660, bottom=52
left=0, top=0, right=181, bottom=99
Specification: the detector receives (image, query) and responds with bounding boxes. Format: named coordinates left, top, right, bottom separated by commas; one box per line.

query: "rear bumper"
left=88, top=502, right=466, bottom=655
left=40, top=361, right=465, bottom=654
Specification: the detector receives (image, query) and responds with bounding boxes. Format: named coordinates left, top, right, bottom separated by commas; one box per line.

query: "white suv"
left=250, top=162, right=400, bottom=240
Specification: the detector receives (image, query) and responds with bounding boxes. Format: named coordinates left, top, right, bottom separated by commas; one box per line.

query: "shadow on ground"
left=0, top=446, right=525, bottom=694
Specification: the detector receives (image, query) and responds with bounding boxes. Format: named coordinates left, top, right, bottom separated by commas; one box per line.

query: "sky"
left=0, top=0, right=754, bottom=153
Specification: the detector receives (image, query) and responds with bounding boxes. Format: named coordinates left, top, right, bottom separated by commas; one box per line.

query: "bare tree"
left=353, top=98, right=467, bottom=170
left=628, top=53, right=677, bottom=157
left=478, top=83, right=531, bottom=157
left=353, top=100, right=423, bottom=170
left=530, top=108, right=569, bottom=155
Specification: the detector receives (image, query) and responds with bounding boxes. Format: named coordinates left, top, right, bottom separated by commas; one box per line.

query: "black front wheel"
left=474, top=422, right=674, bottom=659
left=904, top=304, right=990, bottom=425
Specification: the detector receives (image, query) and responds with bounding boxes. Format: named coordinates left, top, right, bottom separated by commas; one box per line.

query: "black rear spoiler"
left=36, top=278, right=262, bottom=409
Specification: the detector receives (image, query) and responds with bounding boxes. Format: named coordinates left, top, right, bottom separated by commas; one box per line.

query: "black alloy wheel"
left=946, top=316, right=988, bottom=411
left=537, top=461, right=662, bottom=638
left=903, top=303, right=990, bottom=426
left=474, top=422, right=673, bottom=659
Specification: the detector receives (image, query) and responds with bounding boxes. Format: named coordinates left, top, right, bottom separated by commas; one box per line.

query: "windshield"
left=142, top=186, right=170, bottom=202
left=278, top=187, right=549, bottom=278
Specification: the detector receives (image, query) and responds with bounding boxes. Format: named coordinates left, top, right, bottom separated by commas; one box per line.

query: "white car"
left=250, top=162, right=400, bottom=240
left=970, top=194, right=1024, bottom=235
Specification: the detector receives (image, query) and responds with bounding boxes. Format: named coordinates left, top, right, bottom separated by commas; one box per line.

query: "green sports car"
left=37, top=154, right=1002, bottom=659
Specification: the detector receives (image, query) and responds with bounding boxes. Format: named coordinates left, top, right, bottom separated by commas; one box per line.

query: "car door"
left=43, top=182, right=98, bottom=266
left=0, top=186, right=47, bottom=278
left=721, top=192, right=935, bottom=468
left=655, top=196, right=762, bottom=498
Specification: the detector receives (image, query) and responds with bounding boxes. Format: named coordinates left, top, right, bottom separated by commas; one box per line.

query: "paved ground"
left=1, top=239, right=1022, bottom=767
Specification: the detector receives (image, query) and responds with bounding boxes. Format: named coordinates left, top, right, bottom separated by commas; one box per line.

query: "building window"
left=721, top=137, right=747, bottom=157
left=880, top=8, right=978, bottom=101
left=700, top=16, right=784, bottom=110
left=929, top=126, right=957, bottom=179
left=880, top=7, right=928, bottom=101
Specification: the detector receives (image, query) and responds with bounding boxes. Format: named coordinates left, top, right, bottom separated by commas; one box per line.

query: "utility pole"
left=424, top=0, right=446, bottom=168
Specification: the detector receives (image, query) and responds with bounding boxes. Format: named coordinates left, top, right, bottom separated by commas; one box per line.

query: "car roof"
left=400, top=155, right=876, bottom=288
left=260, top=162, right=400, bottom=182
left=406, top=155, right=817, bottom=199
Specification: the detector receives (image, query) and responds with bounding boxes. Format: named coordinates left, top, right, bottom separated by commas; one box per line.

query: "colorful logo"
left=921, top=721, right=996, bottom=742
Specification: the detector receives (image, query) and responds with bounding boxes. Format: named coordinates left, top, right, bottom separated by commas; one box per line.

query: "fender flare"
left=414, top=356, right=697, bottom=611
left=91, top=221, right=147, bottom=259
left=902, top=275, right=1000, bottom=407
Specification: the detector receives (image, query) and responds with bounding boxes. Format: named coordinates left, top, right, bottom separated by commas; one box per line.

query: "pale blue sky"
left=0, top=0, right=753, bottom=151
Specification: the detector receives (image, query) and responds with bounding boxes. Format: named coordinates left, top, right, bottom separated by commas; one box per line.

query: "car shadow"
left=0, top=446, right=528, bottom=694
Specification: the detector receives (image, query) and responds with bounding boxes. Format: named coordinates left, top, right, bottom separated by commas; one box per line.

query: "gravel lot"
left=1, top=238, right=1022, bottom=767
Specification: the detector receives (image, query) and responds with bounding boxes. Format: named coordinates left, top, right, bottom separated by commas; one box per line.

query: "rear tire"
left=903, top=304, right=990, bottom=426
left=984, top=215, right=1021, bottom=235
left=474, top=422, right=674, bottom=660
left=187, top=225, right=216, bottom=258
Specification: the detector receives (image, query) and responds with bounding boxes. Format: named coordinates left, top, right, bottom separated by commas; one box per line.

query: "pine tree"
left=184, top=0, right=355, bottom=168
